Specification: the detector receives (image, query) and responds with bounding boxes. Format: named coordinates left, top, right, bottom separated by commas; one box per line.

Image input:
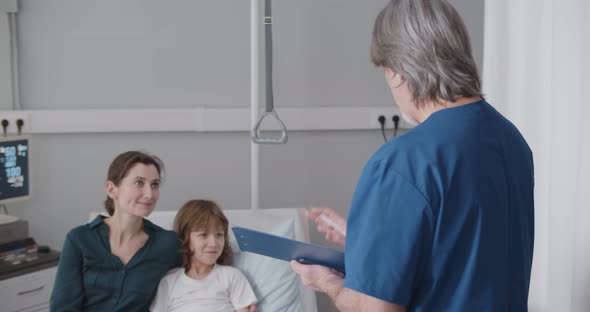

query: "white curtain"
left=483, top=0, right=590, bottom=311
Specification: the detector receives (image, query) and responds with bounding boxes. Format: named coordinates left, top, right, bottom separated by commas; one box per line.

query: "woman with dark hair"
left=51, top=151, right=181, bottom=312
left=291, top=1, right=534, bottom=311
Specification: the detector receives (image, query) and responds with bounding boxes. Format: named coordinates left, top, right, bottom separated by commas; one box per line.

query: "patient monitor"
left=0, top=135, right=31, bottom=225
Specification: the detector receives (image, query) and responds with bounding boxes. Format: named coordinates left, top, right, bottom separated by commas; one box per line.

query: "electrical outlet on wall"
left=370, top=109, right=394, bottom=129
left=0, top=111, right=32, bottom=135
left=369, top=109, right=413, bottom=130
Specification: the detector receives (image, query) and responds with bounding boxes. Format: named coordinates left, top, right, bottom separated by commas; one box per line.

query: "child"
left=150, top=200, right=257, bottom=312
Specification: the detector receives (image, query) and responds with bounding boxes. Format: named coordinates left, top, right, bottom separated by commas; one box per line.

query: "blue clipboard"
left=232, top=226, right=345, bottom=274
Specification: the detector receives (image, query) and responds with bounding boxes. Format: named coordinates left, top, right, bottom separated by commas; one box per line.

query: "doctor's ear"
left=105, top=181, right=118, bottom=199
left=384, top=67, right=396, bottom=79
left=383, top=68, right=405, bottom=88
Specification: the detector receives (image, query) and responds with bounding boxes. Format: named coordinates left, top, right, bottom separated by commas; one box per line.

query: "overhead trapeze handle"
left=251, top=111, right=288, bottom=144
left=251, top=0, right=288, bottom=145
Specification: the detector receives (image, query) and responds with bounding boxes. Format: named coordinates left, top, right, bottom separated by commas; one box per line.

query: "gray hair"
left=371, top=0, right=481, bottom=107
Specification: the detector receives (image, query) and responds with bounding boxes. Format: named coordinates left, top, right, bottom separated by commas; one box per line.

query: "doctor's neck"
left=414, top=96, right=483, bottom=123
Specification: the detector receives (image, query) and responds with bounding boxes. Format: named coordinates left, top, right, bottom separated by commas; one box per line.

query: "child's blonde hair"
left=173, top=199, right=232, bottom=271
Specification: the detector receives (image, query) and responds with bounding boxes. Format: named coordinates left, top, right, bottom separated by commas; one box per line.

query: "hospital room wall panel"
left=11, top=131, right=388, bottom=251
left=17, top=0, right=253, bottom=110
left=16, top=0, right=482, bottom=111
left=12, top=133, right=250, bottom=250
left=259, top=130, right=384, bottom=243
left=0, top=12, right=12, bottom=110
left=14, top=0, right=394, bottom=111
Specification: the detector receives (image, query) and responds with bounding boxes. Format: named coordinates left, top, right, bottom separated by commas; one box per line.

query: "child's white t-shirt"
left=150, top=264, right=257, bottom=312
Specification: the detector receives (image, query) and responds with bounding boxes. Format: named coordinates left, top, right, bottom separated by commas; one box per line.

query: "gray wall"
left=18, top=0, right=391, bottom=109
left=12, top=131, right=383, bottom=249
left=8, top=1, right=484, bottom=311
left=454, top=0, right=485, bottom=75
left=17, top=0, right=483, bottom=110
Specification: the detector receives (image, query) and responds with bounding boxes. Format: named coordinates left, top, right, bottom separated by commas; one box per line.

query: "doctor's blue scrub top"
left=50, top=215, right=181, bottom=312
left=344, top=100, right=534, bottom=312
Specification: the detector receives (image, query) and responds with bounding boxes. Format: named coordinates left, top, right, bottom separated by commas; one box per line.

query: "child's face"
left=189, top=221, right=225, bottom=269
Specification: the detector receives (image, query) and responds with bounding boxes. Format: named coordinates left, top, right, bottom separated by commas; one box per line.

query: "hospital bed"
left=91, top=208, right=317, bottom=312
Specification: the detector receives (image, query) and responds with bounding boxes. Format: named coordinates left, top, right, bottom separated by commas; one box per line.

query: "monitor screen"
left=0, top=136, right=30, bottom=204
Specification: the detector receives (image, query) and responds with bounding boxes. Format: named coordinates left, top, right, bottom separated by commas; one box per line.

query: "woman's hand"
left=307, top=207, right=346, bottom=247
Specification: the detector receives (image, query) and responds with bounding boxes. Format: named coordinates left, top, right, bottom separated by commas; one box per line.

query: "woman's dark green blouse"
left=50, top=216, right=181, bottom=312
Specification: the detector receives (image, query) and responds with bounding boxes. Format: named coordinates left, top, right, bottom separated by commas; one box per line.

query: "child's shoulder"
left=161, top=267, right=184, bottom=281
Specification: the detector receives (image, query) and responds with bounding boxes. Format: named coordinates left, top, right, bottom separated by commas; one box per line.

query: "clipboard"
left=232, top=226, right=345, bottom=274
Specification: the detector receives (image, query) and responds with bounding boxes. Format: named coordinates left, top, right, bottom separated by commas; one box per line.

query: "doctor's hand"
left=237, top=304, right=257, bottom=312
left=307, top=207, right=347, bottom=247
left=290, top=260, right=344, bottom=294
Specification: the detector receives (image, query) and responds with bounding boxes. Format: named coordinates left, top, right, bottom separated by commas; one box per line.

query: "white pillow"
left=229, top=214, right=304, bottom=312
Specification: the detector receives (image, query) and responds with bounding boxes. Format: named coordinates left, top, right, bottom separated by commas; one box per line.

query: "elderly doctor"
left=290, top=1, right=535, bottom=312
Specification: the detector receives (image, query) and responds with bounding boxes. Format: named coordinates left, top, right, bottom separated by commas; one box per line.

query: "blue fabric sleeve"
left=343, top=160, right=434, bottom=306
left=50, top=230, right=85, bottom=311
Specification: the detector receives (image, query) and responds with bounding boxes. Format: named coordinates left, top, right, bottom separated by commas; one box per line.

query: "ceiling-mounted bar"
left=251, top=0, right=288, bottom=144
